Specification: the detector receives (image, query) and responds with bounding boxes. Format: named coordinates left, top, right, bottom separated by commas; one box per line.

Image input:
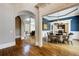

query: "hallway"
left=0, top=39, right=79, bottom=56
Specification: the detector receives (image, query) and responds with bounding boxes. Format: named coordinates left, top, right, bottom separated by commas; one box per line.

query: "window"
left=25, top=18, right=35, bottom=33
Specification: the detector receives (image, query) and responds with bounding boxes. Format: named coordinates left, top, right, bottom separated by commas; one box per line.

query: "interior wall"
left=0, top=3, right=38, bottom=48
left=42, top=18, right=51, bottom=37
left=21, top=20, right=25, bottom=39
left=70, top=15, right=79, bottom=39
left=0, top=4, right=15, bottom=45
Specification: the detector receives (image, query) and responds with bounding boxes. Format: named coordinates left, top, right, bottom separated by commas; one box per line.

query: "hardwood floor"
left=29, top=43, right=79, bottom=56
left=0, top=39, right=31, bottom=56
left=0, top=38, right=79, bottom=56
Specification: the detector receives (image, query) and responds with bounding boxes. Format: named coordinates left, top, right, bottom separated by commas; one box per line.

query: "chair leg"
left=67, top=41, right=69, bottom=44
left=71, top=41, right=73, bottom=45
left=62, top=40, right=65, bottom=44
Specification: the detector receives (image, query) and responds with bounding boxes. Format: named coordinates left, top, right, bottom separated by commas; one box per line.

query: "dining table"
left=49, top=34, right=67, bottom=43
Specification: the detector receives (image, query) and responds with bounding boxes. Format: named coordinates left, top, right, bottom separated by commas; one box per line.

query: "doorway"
left=15, top=16, right=21, bottom=39
left=15, top=10, right=36, bottom=45
left=24, top=17, right=35, bottom=44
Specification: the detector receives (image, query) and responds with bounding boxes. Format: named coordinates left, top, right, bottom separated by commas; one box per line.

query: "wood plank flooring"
left=29, top=43, right=79, bottom=56
left=0, top=38, right=79, bottom=56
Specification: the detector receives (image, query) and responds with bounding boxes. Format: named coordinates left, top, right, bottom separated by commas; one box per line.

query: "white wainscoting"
left=0, top=41, right=15, bottom=49
left=71, top=31, right=79, bottom=40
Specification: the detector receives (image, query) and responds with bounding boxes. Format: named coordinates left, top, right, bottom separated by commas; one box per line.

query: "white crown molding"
left=35, top=3, right=50, bottom=8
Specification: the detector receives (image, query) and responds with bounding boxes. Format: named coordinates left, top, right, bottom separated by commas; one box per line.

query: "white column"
left=29, top=18, right=31, bottom=32
left=35, top=15, right=39, bottom=46
left=35, top=7, right=43, bottom=47
left=38, top=15, right=43, bottom=47
left=35, top=8, right=39, bottom=46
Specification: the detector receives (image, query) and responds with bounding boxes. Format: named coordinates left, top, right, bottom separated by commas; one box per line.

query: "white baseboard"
left=16, top=36, right=21, bottom=38
left=21, top=36, right=25, bottom=40
left=0, top=41, right=15, bottom=49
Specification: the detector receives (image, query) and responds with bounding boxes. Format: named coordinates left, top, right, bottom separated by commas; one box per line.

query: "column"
left=38, top=15, right=43, bottom=47
left=35, top=7, right=43, bottom=47
left=35, top=15, right=39, bottom=46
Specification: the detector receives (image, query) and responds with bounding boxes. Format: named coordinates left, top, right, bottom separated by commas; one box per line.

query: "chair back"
left=66, top=33, right=73, bottom=41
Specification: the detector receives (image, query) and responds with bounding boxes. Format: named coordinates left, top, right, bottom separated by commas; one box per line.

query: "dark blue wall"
left=71, top=16, right=79, bottom=31
left=46, top=15, right=79, bottom=31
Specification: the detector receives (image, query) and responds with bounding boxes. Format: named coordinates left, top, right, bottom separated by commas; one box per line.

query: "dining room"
left=42, top=18, right=73, bottom=44
left=42, top=5, right=79, bottom=45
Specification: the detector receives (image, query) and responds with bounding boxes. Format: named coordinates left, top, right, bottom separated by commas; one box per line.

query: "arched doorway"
left=15, top=10, right=36, bottom=45
left=15, top=16, right=21, bottom=40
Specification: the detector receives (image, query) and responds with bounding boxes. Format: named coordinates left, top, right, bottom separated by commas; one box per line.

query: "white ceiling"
left=44, top=6, right=79, bottom=20
left=19, top=10, right=35, bottom=24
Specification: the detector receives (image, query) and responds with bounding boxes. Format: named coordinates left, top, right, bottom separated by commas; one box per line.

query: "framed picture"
left=42, top=23, right=49, bottom=30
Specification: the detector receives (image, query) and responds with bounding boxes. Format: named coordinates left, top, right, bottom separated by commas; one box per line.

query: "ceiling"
left=43, top=5, right=79, bottom=20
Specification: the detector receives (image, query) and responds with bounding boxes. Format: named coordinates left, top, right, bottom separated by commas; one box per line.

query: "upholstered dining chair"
left=68, top=33, right=73, bottom=45
left=63, top=33, right=73, bottom=45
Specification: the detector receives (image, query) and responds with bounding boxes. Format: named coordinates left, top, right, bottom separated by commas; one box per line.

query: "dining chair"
left=63, top=33, right=73, bottom=45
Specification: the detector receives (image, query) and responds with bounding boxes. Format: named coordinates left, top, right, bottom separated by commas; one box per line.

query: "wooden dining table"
left=49, top=34, right=67, bottom=43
